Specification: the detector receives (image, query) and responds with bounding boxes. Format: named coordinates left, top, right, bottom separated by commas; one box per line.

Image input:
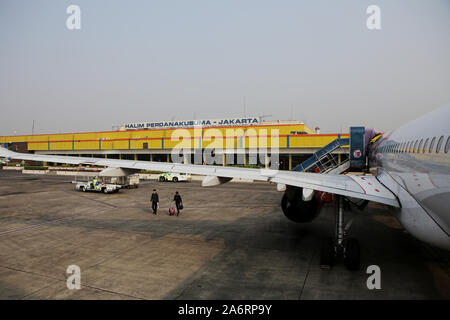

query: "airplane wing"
left=0, top=147, right=399, bottom=207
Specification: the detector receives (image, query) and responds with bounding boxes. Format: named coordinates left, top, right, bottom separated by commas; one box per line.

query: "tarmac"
left=0, top=170, right=448, bottom=300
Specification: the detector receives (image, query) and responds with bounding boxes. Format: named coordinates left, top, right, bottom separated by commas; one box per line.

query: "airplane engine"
left=281, top=186, right=323, bottom=223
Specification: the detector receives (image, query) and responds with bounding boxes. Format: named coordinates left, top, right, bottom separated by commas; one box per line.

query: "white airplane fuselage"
left=370, top=105, right=450, bottom=250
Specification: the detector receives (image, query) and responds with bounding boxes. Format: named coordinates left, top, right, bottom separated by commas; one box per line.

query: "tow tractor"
left=75, top=180, right=120, bottom=194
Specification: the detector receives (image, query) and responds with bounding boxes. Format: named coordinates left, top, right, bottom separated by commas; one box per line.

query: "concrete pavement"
left=0, top=170, right=448, bottom=299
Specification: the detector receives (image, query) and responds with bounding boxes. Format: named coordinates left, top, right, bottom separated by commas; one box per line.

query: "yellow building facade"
left=0, top=122, right=349, bottom=170
left=0, top=123, right=347, bottom=151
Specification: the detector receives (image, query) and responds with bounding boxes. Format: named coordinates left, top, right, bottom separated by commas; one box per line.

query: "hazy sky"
left=1, top=0, right=449, bottom=135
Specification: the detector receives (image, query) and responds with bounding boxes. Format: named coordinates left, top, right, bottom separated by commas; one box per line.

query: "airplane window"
left=445, top=136, right=450, bottom=153
left=429, top=137, right=436, bottom=153
left=423, top=138, right=429, bottom=153
left=436, top=136, right=444, bottom=153
left=413, top=140, right=418, bottom=153
left=418, top=139, right=423, bottom=153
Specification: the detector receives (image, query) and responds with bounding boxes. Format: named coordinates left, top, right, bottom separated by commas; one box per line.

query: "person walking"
left=150, top=189, right=159, bottom=215
left=173, top=191, right=183, bottom=216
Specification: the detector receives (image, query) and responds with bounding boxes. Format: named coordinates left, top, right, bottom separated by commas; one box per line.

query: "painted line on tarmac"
left=0, top=207, right=109, bottom=237
left=67, top=191, right=120, bottom=208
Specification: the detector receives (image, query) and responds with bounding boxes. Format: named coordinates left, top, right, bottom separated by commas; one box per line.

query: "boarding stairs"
left=293, top=138, right=350, bottom=175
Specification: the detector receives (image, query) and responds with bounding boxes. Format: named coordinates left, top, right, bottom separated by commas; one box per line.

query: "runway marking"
left=298, top=249, right=316, bottom=299
left=0, top=265, right=144, bottom=300
left=67, top=191, right=120, bottom=208
left=0, top=207, right=109, bottom=237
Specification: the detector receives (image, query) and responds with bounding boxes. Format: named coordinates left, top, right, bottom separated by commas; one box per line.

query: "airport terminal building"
left=0, top=117, right=348, bottom=170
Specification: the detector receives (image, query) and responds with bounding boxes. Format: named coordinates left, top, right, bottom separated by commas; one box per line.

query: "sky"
left=0, top=0, right=449, bottom=135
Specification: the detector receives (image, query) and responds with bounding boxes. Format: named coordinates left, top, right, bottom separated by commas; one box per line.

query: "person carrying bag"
left=173, top=191, right=183, bottom=216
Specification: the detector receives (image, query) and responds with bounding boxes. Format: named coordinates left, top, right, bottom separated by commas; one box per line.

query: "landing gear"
left=320, top=195, right=360, bottom=271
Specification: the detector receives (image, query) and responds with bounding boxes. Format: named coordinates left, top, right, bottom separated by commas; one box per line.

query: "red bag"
left=168, top=207, right=175, bottom=215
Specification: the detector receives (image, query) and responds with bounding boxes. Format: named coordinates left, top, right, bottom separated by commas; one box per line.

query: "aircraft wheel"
left=320, top=237, right=335, bottom=269
left=344, top=238, right=360, bottom=271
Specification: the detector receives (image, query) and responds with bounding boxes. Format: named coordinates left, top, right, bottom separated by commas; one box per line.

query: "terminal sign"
left=122, top=117, right=260, bottom=130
